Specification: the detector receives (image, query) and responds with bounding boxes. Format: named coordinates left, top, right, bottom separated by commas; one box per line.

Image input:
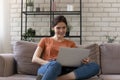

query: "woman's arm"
left=32, top=46, right=49, bottom=65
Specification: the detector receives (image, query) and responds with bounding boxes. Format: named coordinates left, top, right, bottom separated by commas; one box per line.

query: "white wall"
left=82, top=0, right=120, bottom=44
left=10, top=0, right=120, bottom=45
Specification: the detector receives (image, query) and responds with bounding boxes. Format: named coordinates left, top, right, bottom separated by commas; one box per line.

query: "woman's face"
left=52, top=22, right=67, bottom=38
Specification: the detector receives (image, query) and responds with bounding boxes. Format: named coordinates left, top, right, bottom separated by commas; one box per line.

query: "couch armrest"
left=0, top=53, right=16, bottom=77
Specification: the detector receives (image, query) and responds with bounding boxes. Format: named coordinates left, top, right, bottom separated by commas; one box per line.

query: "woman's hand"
left=43, top=61, right=50, bottom=65
left=81, top=57, right=90, bottom=64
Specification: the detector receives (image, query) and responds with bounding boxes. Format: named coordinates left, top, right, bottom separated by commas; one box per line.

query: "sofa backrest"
left=100, top=43, right=120, bottom=74
left=13, top=41, right=40, bottom=75
left=13, top=41, right=100, bottom=75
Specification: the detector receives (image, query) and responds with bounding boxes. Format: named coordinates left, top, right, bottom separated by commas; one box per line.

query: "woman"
left=32, top=15, right=100, bottom=80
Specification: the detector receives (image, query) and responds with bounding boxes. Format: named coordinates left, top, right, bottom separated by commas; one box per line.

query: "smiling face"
left=52, top=22, right=67, bottom=38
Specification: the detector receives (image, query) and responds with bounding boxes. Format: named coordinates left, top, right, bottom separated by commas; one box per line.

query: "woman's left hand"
left=81, top=57, right=90, bottom=64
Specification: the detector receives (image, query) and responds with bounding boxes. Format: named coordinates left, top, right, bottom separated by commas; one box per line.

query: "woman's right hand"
left=43, top=61, right=50, bottom=65
left=81, top=57, right=90, bottom=64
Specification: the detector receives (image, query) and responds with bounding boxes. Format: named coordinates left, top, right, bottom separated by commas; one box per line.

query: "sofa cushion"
left=13, top=41, right=40, bottom=75
left=0, top=74, right=36, bottom=80
left=78, top=44, right=100, bottom=65
left=100, top=43, right=120, bottom=74
left=0, top=54, right=15, bottom=77
left=100, top=74, right=120, bottom=80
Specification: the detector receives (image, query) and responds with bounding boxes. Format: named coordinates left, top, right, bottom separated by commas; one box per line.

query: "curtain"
left=0, top=0, right=4, bottom=53
left=0, top=0, right=11, bottom=53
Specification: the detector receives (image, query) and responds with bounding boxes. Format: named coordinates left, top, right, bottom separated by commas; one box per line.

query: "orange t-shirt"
left=38, top=37, right=76, bottom=61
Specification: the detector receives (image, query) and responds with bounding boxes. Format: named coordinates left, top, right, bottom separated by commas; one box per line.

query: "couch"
left=0, top=41, right=120, bottom=80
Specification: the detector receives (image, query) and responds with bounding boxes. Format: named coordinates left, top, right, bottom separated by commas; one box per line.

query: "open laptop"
left=56, top=47, right=90, bottom=67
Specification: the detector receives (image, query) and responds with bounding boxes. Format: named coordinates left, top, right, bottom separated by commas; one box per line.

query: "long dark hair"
left=52, top=15, right=68, bottom=28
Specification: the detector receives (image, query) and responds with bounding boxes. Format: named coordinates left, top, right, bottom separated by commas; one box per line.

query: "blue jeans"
left=37, top=61, right=100, bottom=80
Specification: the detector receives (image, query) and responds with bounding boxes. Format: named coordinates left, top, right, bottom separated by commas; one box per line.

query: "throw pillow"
left=77, top=44, right=100, bottom=65
left=13, top=41, right=40, bottom=75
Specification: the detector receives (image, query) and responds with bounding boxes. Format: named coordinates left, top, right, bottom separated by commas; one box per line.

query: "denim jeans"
left=37, top=61, right=100, bottom=80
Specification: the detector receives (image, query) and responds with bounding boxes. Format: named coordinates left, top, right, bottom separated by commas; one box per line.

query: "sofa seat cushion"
left=100, top=74, right=120, bottom=80
left=0, top=74, right=99, bottom=80
left=86, top=76, right=100, bottom=80
left=100, top=43, right=120, bottom=74
left=0, top=74, right=36, bottom=80
left=13, top=41, right=40, bottom=75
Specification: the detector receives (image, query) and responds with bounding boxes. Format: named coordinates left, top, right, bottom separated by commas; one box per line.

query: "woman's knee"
left=73, top=62, right=100, bottom=79
left=88, top=62, right=100, bottom=72
left=37, top=61, right=62, bottom=75
left=83, top=62, right=100, bottom=75
left=44, top=61, right=62, bottom=77
left=50, top=61, right=62, bottom=70
left=47, top=61, right=62, bottom=75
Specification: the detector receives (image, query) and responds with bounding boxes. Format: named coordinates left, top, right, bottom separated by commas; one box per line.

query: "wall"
left=82, top=0, right=120, bottom=44
left=10, top=0, right=120, bottom=45
left=10, top=0, right=21, bottom=44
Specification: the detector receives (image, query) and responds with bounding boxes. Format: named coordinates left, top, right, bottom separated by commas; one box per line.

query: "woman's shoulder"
left=64, top=39, right=76, bottom=46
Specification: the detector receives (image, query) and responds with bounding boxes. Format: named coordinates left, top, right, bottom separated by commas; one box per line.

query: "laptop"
left=56, top=47, right=90, bottom=67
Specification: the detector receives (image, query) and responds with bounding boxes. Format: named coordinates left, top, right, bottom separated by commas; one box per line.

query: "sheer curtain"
left=0, top=0, right=11, bottom=53
left=0, top=0, right=4, bottom=53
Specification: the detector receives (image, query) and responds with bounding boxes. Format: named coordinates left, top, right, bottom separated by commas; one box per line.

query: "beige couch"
left=0, top=41, right=120, bottom=80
